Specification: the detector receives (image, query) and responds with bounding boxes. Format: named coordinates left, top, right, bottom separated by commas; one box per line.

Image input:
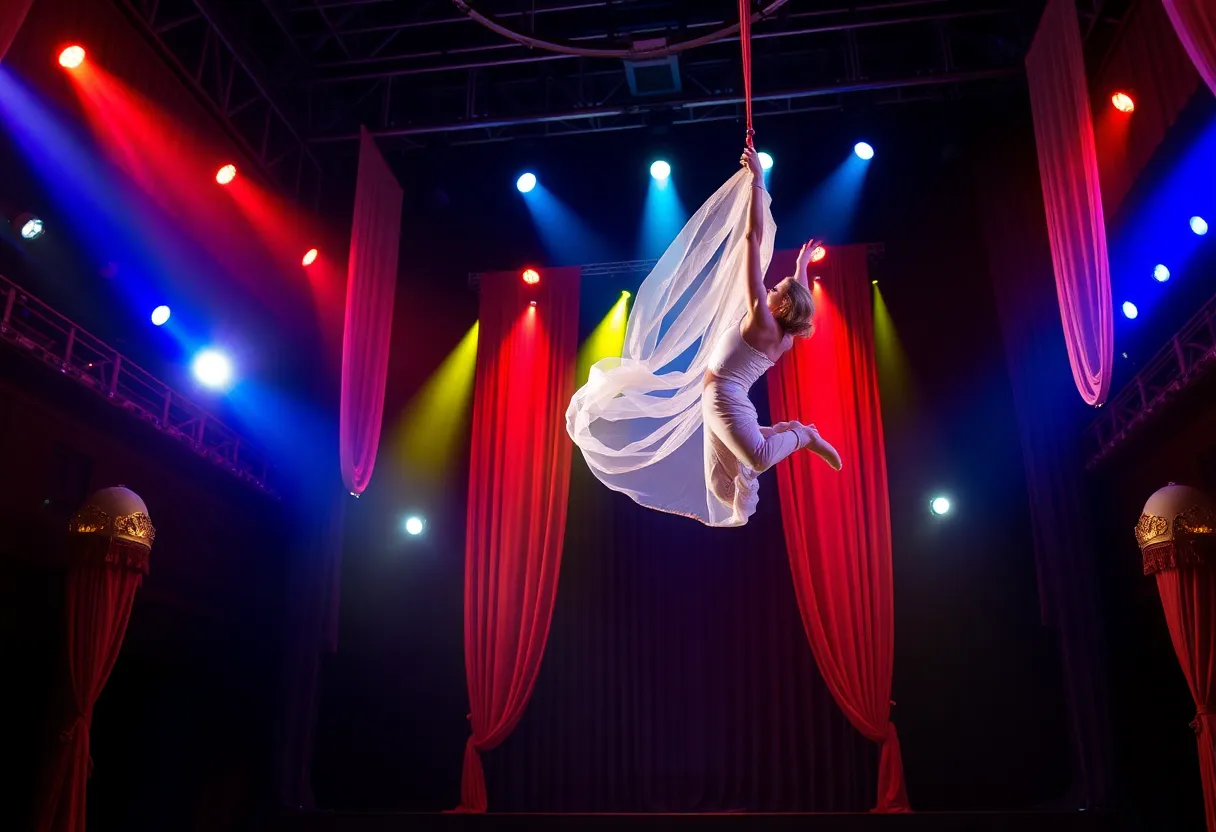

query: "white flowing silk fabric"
left=566, top=169, right=775, bottom=526
left=1163, top=0, right=1216, bottom=96
left=340, top=128, right=403, bottom=494
left=1025, top=0, right=1114, bottom=407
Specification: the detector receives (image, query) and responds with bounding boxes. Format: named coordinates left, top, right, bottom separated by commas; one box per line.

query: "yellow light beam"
left=872, top=284, right=915, bottom=420
left=393, top=322, right=480, bottom=481
left=577, top=293, right=630, bottom=386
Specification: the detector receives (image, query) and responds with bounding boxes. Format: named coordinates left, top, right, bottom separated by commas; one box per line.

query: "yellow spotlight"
left=394, top=323, right=479, bottom=480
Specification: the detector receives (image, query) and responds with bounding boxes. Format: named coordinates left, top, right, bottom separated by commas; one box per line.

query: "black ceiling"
left=114, top=0, right=1133, bottom=201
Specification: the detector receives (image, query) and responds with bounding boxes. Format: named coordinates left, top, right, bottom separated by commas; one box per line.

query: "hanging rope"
left=739, top=0, right=755, bottom=148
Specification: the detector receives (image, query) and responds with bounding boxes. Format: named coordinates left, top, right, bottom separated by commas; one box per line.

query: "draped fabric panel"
left=1025, top=0, right=1114, bottom=407
left=35, top=540, right=147, bottom=832
left=340, top=127, right=403, bottom=495
left=458, top=268, right=580, bottom=813
left=766, top=245, right=910, bottom=813
left=1093, top=0, right=1200, bottom=218
left=0, top=0, right=33, bottom=64
left=1155, top=566, right=1216, bottom=832
left=1164, top=0, right=1216, bottom=96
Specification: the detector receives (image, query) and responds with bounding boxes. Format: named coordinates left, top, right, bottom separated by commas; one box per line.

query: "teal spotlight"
left=650, top=160, right=671, bottom=181
left=758, top=151, right=774, bottom=171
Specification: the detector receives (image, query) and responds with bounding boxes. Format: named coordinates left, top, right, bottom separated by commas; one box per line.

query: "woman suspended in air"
left=566, top=145, right=842, bottom=527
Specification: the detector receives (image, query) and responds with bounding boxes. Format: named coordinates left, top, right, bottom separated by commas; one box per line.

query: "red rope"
left=739, top=0, right=754, bottom=147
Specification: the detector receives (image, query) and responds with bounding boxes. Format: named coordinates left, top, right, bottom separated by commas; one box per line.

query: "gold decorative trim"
left=1176, top=505, right=1216, bottom=538
left=1135, top=513, right=1170, bottom=547
left=114, top=512, right=156, bottom=545
left=68, top=505, right=109, bottom=535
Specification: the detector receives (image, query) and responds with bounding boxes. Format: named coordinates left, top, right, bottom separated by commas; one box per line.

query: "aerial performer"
left=566, top=145, right=842, bottom=527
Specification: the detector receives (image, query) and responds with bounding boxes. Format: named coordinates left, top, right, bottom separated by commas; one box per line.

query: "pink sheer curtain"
left=340, top=127, right=403, bottom=494
left=0, top=0, right=33, bottom=63
left=1163, top=0, right=1216, bottom=94
left=1025, top=0, right=1114, bottom=407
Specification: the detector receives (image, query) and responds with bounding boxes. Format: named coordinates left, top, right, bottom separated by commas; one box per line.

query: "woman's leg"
left=704, top=382, right=805, bottom=474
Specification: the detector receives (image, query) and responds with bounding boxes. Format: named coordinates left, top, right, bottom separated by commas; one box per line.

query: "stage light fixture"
left=215, top=164, right=237, bottom=185
left=150, top=305, right=171, bottom=326
left=302, top=248, right=319, bottom=266
left=522, top=268, right=540, bottom=285
left=930, top=496, right=951, bottom=516
left=758, top=151, right=774, bottom=171
left=621, top=290, right=631, bottom=299
left=854, top=142, right=874, bottom=160
left=809, top=245, right=827, bottom=263
left=516, top=172, right=537, bottom=193
left=650, top=160, right=671, bottom=181
left=1191, top=216, right=1209, bottom=236
left=1153, top=264, right=1171, bottom=282
left=192, top=349, right=233, bottom=389
left=58, top=46, right=85, bottom=69
left=404, top=515, right=425, bottom=536
left=1122, top=301, right=1139, bottom=319
left=15, top=213, right=44, bottom=240
left=1111, top=92, right=1135, bottom=113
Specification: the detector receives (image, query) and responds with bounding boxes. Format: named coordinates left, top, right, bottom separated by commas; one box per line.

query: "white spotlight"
left=650, top=160, right=671, bottom=180
left=1190, top=216, right=1209, bottom=236
left=404, top=515, right=425, bottom=536
left=1153, top=264, right=1170, bottom=283
left=758, top=151, right=774, bottom=171
left=930, top=496, right=951, bottom=516
left=854, top=142, right=875, bottom=160
left=516, top=172, right=537, bottom=193
left=151, top=305, right=171, bottom=326
left=16, top=213, right=44, bottom=240
left=192, top=349, right=233, bottom=389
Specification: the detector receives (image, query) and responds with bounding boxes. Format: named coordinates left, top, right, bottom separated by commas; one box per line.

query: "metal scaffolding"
left=0, top=274, right=274, bottom=494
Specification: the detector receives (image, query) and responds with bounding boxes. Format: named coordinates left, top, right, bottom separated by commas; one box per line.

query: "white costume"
left=566, top=168, right=812, bottom=527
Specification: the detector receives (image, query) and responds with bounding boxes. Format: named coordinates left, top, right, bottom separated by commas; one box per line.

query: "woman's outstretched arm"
left=792, top=238, right=820, bottom=289
left=741, top=147, right=770, bottom=318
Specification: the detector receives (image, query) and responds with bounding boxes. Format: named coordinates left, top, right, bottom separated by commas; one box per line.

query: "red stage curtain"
left=340, top=127, right=403, bottom=495
left=458, top=267, right=580, bottom=813
left=0, top=0, right=33, bottom=64
left=767, top=245, right=910, bottom=813
left=1164, top=0, right=1216, bottom=96
left=1025, top=0, right=1114, bottom=407
left=1155, top=566, right=1216, bottom=832
left=36, top=539, right=149, bottom=832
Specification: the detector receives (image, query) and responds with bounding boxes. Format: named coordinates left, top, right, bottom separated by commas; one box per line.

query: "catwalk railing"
left=1085, top=288, right=1216, bottom=467
left=0, top=274, right=273, bottom=493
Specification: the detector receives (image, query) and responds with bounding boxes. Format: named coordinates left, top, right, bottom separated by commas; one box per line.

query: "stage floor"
left=276, top=811, right=1117, bottom=832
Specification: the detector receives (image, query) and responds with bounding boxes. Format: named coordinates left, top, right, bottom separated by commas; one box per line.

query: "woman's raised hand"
left=740, top=147, right=764, bottom=179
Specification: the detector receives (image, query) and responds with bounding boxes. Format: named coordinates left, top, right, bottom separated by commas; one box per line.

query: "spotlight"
left=809, top=245, right=827, bottom=263
left=15, top=213, right=44, bottom=240
left=302, top=248, right=319, bottom=266
left=192, top=349, right=233, bottom=389
left=757, top=151, right=774, bottom=171
left=150, top=305, right=171, bottom=326
left=58, top=46, right=85, bottom=69
left=930, top=496, right=951, bottom=516
left=1122, top=301, right=1139, bottom=319
left=650, top=160, right=671, bottom=181
left=1153, top=264, right=1171, bottom=282
left=516, top=172, right=537, bottom=193
left=1111, top=92, right=1135, bottom=113
left=854, top=142, right=874, bottom=160
left=1190, top=216, right=1209, bottom=236
left=522, top=268, right=540, bottom=286
left=621, top=290, right=631, bottom=299
left=215, top=164, right=237, bottom=185
left=529, top=300, right=537, bottom=307
left=404, top=515, right=425, bottom=536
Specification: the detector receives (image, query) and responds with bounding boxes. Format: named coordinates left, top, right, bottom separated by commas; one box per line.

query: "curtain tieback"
left=1191, top=707, right=1214, bottom=735
left=59, top=712, right=91, bottom=742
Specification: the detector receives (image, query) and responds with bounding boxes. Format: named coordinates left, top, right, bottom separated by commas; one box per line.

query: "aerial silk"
left=565, top=0, right=775, bottom=526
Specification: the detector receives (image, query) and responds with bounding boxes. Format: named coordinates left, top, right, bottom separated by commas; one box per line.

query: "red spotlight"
left=58, top=46, right=85, bottom=69
left=522, top=268, right=540, bottom=285
left=302, top=248, right=319, bottom=266
left=1111, top=92, right=1135, bottom=113
left=215, top=164, right=237, bottom=185
left=530, top=300, right=537, bottom=307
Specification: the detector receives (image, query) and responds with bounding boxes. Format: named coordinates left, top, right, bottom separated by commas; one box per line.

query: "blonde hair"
left=776, top=279, right=815, bottom=337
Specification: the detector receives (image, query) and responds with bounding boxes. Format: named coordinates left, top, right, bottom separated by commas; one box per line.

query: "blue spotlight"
left=1153, top=264, right=1171, bottom=282
left=150, top=305, right=171, bottom=326
left=1190, top=215, right=1209, bottom=236
left=758, top=151, right=774, bottom=171
left=650, top=160, right=671, bottom=181
left=516, top=172, right=537, bottom=194
left=854, top=142, right=874, bottom=161
left=930, top=496, right=951, bottom=516
left=192, top=349, right=233, bottom=389
left=1122, top=301, right=1139, bottom=319
left=16, top=213, right=43, bottom=240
